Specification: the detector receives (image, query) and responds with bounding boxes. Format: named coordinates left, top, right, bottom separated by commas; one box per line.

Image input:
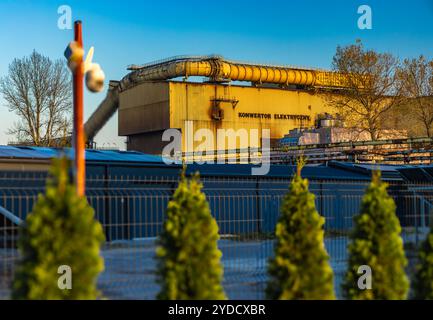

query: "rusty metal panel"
left=167, top=81, right=337, bottom=152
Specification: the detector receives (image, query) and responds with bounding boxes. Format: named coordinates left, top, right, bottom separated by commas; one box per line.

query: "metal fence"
left=0, top=175, right=432, bottom=299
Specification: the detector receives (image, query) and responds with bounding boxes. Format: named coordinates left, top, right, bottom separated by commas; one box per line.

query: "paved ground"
left=97, top=237, right=349, bottom=300
left=1, top=232, right=423, bottom=300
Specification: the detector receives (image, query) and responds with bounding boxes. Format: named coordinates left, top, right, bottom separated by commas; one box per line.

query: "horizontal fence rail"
left=0, top=175, right=432, bottom=299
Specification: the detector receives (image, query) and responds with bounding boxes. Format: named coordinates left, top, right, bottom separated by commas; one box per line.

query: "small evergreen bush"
left=413, top=227, right=433, bottom=299
left=12, top=157, right=105, bottom=299
left=343, top=171, right=409, bottom=300
left=156, top=170, right=226, bottom=300
left=266, top=161, right=335, bottom=299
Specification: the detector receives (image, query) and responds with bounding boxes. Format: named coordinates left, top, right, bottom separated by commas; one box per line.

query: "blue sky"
left=0, top=0, right=432, bottom=148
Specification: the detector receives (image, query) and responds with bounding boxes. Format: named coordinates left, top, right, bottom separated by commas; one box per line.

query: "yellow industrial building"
left=118, top=81, right=336, bottom=153
left=84, top=55, right=350, bottom=154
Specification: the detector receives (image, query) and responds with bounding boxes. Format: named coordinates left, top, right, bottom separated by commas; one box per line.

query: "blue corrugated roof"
left=326, top=161, right=406, bottom=180
left=0, top=146, right=54, bottom=158
left=186, top=163, right=372, bottom=180
left=0, top=146, right=163, bottom=163
left=2, top=145, right=433, bottom=182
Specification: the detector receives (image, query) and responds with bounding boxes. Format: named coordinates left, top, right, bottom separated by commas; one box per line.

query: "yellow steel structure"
left=118, top=81, right=338, bottom=154
left=86, top=55, right=351, bottom=153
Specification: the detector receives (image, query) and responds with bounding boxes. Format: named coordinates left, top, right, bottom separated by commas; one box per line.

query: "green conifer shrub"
left=413, top=227, right=433, bottom=299
left=156, top=171, right=226, bottom=300
left=12, top=157, right=105, bottom=299
left=343, top=171, right=409, bottom=300
left=266, top=160, right=335, bottom=300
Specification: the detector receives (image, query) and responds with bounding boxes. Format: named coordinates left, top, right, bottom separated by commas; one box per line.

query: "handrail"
left=127, top=54, right=326, bottom=72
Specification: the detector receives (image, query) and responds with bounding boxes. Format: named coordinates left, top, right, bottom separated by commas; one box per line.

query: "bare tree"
left=397, top=56, right=433, bottom=137
left=0, top=51, right=72, bottom=146
left=328, top=40, right=404, bottom=140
